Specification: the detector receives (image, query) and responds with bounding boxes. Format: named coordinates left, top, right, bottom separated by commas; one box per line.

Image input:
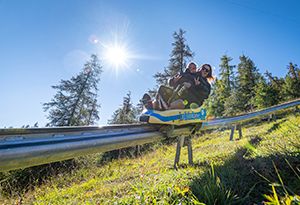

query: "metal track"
left=0, top=99, right=299, bottom=172
left=0, top=124, right=195, bottom=172
left=201, top=98, right=300, bottom=129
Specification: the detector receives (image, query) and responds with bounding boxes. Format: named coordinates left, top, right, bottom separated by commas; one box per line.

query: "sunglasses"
left=202, top=67, right=210, bottom=73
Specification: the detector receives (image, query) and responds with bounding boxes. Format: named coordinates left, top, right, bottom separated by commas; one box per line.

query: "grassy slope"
left=2, top=111, right=300, bottom=204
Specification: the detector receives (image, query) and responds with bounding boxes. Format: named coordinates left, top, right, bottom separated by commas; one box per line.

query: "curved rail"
left=202, top=98, right=300, bottom=129
left=0, top=98, right=299, bottom=172
left=0, top=124, right=195, bottom=172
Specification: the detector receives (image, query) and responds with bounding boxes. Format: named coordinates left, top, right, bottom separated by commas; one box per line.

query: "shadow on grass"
left=238, top=109, right=293, bottom=130
left=267, top=119, right=287, bottom=133
left=189, top=147, right=300, bottom=205
left=0, top=159, right=80, bottom=198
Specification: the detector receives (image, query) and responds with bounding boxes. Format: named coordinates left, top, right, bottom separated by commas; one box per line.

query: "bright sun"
left=105, top=44, right=129, bottom=68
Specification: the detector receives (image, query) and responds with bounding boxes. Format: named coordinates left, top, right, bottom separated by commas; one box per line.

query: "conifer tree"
left=43, top=54, right=102, bottom=126
left=204, top=79, right=224, bottom=117
left=223, top=86, right=241, bottom=116
left=154, top=29, right=194, bottom=86
left=219, top=55, right=235, bottom=94
left=205, top=55, right=235, bottom=117
left=108, top=91, right=138, bottom=124
left=234, top=55, right=260, bottom=112
left=106, top=91, right=139, bottom=160
left=265, top=71, right=285, bottom=102
left=288, top=62, right=298, bottom=80
left=251, top=75, right=279, bottom=109
left=135, top=100, right=144, bottom=116
left=283, top=62, right=300, bottom=99
left=14, top=56, right=102, bottom=192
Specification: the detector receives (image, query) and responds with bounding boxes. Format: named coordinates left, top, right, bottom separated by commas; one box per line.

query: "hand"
left=194, top=77, right=200, bottom=85
left=174, top=74, right=181, bottom=83
left=183, top=82, right=191, bottom=88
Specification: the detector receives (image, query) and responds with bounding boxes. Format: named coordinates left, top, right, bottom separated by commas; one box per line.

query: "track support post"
left=136, top=145, right=141, bottom=157
left=186, top=136, right=193, bottom=165
left=268, top=114, right=277, bottom=122
left=174, top=135, right=193, bottom=169
left=237, top=124, right=242, bottom=139
left=230, top=124, right=242, bottom=141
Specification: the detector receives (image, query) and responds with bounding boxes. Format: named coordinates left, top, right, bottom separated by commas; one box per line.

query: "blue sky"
left=0, top=0, right=299, bottom=128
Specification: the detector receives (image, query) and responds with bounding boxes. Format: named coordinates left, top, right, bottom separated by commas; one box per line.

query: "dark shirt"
left=188, top=74, right=211, bottom=106
left=169, top=69, right=195, bottom=88
left=168, top=71, right=211, bottom=107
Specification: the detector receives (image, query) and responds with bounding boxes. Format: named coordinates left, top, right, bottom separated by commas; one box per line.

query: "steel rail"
left=0, top=98, right=299, bottom=172
left=201, top=98, right=300, bottom=129
left=0, top=124, right=194, bottom=172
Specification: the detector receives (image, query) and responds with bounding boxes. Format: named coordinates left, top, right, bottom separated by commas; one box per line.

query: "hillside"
left=1, top=111, right=300, bottom=204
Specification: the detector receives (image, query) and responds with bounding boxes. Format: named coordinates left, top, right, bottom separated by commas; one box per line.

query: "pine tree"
left=265, top=71, right=284, bottom=103
left=106, top=91, right=139, bottom=160
left=15, top=55, right=102, bottom=190
left=154, top=29, right=194, bottom=86
left=204, top=79, right=224, bottom=117
left=108, top=91, right=138, bottom=124
left=219, top=55, right=235, bottom=95
left=224, top=86, right=241, bottom=116
left=217, top=55, right=235, bottom=116
left=251, top=75, right=279, bottom=109
left=234, top=55, right=261, bottom=112
left=43, top=54, right=102, bottom=126
left=283, top=62, right=300, bottom=99
left=288, top=62, right=298, bottom=80
left=135, top=99, right=144, bottom=117
left=204, top=55, right=235, bottom=117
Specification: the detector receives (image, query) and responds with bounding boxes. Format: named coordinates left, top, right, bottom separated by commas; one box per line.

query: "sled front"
left=139, top=107, right=207, bottom=125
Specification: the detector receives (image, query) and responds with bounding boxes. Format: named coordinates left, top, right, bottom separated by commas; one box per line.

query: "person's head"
left=185, top=62, right=197, bottom=73
left=199, top=64, right=214, bottom=81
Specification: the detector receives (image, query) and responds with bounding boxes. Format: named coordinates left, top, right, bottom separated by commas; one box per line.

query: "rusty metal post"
left=229, top=126, right=235, bottom=141
left=174, top=136, right=185, bottom=169
left=136, top=145, right=141, bottom=157
left=186, top=136, right=193, bottom=165
left=236, top=124, right=242, bottom=139
left=174, top=135, right=194, bottom=168
left=230, top=124, right=242, bottom=140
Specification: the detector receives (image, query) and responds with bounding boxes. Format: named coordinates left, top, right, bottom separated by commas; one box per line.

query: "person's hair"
left=186, top=62, right=197, bottom=69
left=200, top=64, right=214, bottom=83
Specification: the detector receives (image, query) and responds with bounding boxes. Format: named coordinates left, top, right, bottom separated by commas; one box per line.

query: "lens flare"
left=104, top=44, right=129, bottom=68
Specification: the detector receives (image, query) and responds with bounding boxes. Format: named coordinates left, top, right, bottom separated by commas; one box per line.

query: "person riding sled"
left=142, top=62, right=213, bottom=110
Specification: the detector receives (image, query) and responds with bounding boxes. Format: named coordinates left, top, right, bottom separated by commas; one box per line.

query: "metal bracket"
left=190, top=123, right=203, bottom=135
left=174, top=135, right=193, bottom=169
left=159, top=125, right=174, bottom=138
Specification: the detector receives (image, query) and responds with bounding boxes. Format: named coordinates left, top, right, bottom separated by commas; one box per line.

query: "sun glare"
left=104, top=44, right=129, bottom=68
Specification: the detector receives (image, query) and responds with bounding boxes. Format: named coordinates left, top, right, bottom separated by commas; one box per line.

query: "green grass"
left=1, top=111, right=300, bottom=204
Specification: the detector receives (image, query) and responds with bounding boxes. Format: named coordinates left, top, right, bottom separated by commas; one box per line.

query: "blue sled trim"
left=144, top=109, right=206, bottom=122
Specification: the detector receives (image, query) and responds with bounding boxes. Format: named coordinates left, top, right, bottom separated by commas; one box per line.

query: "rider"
left=189, top=64, right=213, bottom=107
left=142, top=63, right=213, bottom=110
left=169, top=61, right=198, bottom=88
